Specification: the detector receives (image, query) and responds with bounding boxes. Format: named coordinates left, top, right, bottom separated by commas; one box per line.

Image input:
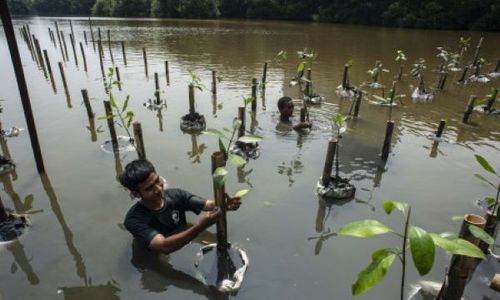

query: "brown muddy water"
left=0, top=17, right=499, bottom=300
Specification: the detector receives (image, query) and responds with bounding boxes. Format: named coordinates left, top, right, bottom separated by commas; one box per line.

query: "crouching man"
left=120, top=159, right=241, bottom=254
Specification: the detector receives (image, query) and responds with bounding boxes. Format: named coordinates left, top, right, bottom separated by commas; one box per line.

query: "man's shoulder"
left=164, top=188, right=189, bottom=200
left=124, top=202, right=150, bottom=223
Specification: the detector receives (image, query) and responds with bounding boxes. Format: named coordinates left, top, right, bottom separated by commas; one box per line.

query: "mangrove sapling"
left=474, top=154, right=500, bottom=217
left=469, top=57, right=490, bottom=83
left=395, top=50, right=407, bottom=81
left=473, top=89, right=499, bottom=114
left=336, top=60, right=356, bottom=97
left=370, top=81, right=406, bottom=117
left=180, top=71, right=207, bottom=132
left=488, top=58, right=500, bottom=78
left=411, top=58, right=433, bottom=102
left=366, top=60, right=389, bottom=89
left=338, top=200, right=486, bottom=299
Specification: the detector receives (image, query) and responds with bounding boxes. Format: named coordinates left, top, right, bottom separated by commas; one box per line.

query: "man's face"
left=279, top=102, right=294, bottom=119
left=135, top=172, right=165, bottom=203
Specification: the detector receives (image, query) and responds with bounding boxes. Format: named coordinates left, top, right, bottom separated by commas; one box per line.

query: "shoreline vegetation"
left=7, top=0, right=500, bottom=32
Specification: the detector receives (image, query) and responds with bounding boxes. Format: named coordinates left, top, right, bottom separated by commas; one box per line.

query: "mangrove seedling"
left=410, top=59, right=433, bottom=101
left=336, top=60, right=356, bottom=97
left=474, top=154, right=500, bottom=216
left=289, top=48, right=316, bottom=90
left=469, top=58, right=490, bottom=83
left=338, top=200, right=486, bottom=299
left=395, top=50, right=407, bottom=81
left=473, top=89, right=499, bottom=114
left=188, top=70, right=206, bottom=91
left=366, top=60, right=389, bottom=89
left=97, top=67, right=135, bottom=142
left=370, top=81, right=405, bottom=119
left=457, top=37, right=470, bottom=62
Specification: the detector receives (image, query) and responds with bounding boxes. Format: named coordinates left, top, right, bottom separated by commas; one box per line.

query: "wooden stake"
left=81, top=89, right=94, bottom=119
left=58, top=62, right=71, bottom=106
left=440, top=214, right=486, bottom=300
left=103, top=100, right=118, bottom=152
left=342, top=65, right=349, bottom=89
left=458, top=66, right=469, bottom=84
left=353, top=90, right=362, bottom=117
left=121, top=41, right=127, bottom=65
left=471, top=37, right=484, bottom=68
left=381, top=121, right=395, bottom=161
left=262, top=62, right=268, bottom=87
left=43, top=50, right=56, bottom=91
left=485, top=89, right=498, bottom=112
left=165, top=60, right=170, bottom=85
left=133, top=122, right=146, bottom=159
left=0, top=1, right=45, bottom=172
left=212, top=70, right=217, bottom=94
left=211, top=151, right=228, bottom=252
left=462, top=96, right=477, bottom=123
left=143, top=48, right=148, bottom=76
left=300, top=108, right=306, bottom=122
left=154, top=72, right=160, bottom=104
left=88, top=17, right=95, bottom=51
left=60, top=30, right=69, bottom=62
left=69, top=33, right=78, bottom=66
left=322, top=139, right=337, bottom=186
left=33, top=38, right=47, bottom=78
left=49, top=29, right=56, bottom=48
left=115, top=66, right=121, bottom=90
left=69, top=19, right=75, bottom=42
left=251, top=78, right=257, bottom=113
left=98, top=40, right=105, bottom=79
left=0, top=195, right=7, bottom=222
left=436, top=120, right=446, bottom=138
left=305, top=68, right=312, bottom=96
left=238, top=106, right=246, bottom=138
left=83, top=31, right=87, bottom=45
left=79, top=42, right=87, bottom=72
left=107, top=29, right=114, bottom=63
left=188, top=84, right=195, bottom=115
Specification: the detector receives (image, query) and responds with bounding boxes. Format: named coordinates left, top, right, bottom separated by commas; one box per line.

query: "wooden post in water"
left=485, top=89, right=498, bottom=112
left=103, top=100, right=118, bottom=152
left=50, top=29, right=56, bottom=48
left=457, top=66, right=469, bottom=84
left=462, top=96, right=477, bottom=124
left=81, top=89, right=94, bottom=119
left=133, top=122, right=146, bottom=159
left=188, top=84, right=195, bottom=115
left=305, top=68, right=312, bottom=97
left=436, top=120, right=446, bottom=138
left=211, top=151, right=228, bottom=252
left=238, top=106, right=246, bottom=138
left=381, top=121, right=395, bottom=161
left=58, top=62, right=71, bottom=106
left=0, top=1, right=45, bottom=172
left=212, top=70, right=217, bottom=95
left=79, top=42, right=87, bottom=72
left=143, top=48, right=148, bottom=77
left=438, top=72, right=448, bottom=90
left=69, top=19, right=75, bottom=42
left=115, top=66, right=121, bottom=90
left=121, top=41, right=127, bottom=66
left=107, top=29, right=114, bottom=63
left=154, top=72, right=160, bottom=104
left=83, top=31, right=87, bottom=45
left=43, top=50, right=56, bottom=91
left=440, top=214, right=486, bottom=300
left=60, top=30, right=69, bottom=62
left=98, top=40, right=105, bottom=79
left=98, top=27, right=102, bottom=43
left=342, top=65, right=349, bottom=90
left=321, top=139, right=337, bottom=186
left=251, top=78, right=257, bottom=113
left=300, top=108, right=306, bottom=123
left=33, top=38, right=48, bottom=78
left=353, top=90, right=362, bottom=117
left=69, top=33, right=78, bottom=66
left=88, top=17, right=95, bottom=51
left=262, top=62, right=268, bottom=87
left=471, top=37, right=484, bottom=68
left=165, top=61, right=170, bottom=85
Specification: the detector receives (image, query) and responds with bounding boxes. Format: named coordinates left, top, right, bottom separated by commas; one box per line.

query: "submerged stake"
left=154, top=72, right=160, bottom=104
left=212, top=70, right=217, bottom=95
left=211, top=152, right=229, bottom=252
left=107, top=29, right=114, bottom=63
left=381, top=121, right=394, bottom=161
left=133, top=122, right=146, bottom=159
left=188, top=84, right=195, bottom=115
left=262, top=62, right=268, bottom=87
left=142, top=48, right=148, bottom=76
left=79, top=42, right=87, bottom=72
left=103, top=100, right=118, bottom=152
left=462, top=96, right=477, bottom=123
left=238, top=106, right=246, bottom=138
left=121, top=41, right=126, bottom=65
left=353, top=90, right=362, bottom=117
left=165, top=61, right=170, bottom=85
left=69, top=33, right=78, bottom=66
left=321, top=139, right=337, bottom=186
left=436, top=120, right=446, bottom=138
left=81, top=89, right=94, bottom=119
left=251, top=78, right=257, bottom=113
left=43, top=49, right=56, bottom=91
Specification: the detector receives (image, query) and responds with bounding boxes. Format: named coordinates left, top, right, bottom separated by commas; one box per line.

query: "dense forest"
left=7, top=0, right=500, bottom=31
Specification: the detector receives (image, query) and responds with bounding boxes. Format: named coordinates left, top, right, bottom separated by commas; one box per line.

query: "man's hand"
left=225, top=193, right=242, bottom=211
left=294, top=121, right=312, bottom=130
left=196, top=207, right=221, bottom=229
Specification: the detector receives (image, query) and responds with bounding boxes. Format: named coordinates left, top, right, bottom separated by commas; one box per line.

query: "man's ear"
left=132, top=191, right=141, bottom=198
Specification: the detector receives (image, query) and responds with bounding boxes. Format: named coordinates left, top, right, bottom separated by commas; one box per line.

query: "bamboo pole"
left=154, top=72, right=160, bottom=104
left=322, top=139, right=337, bottom=186
left=97, top=40, right=105, bottom=79
left=79, top=42, right=87, bottom=72
left=115, top=66, right=121, bottom=90
left=471, top=37, right=484, bottom=68
left=81, top=89, right=94, bottom=119
left=485, top=89, right=498, bottom=112
left=462, top=96, right=477, bottom=123
left=43, top=50, right=56, bottom=92
left=211, top=151, right=228, bottom=252
left=0, top=1, right=45, bottom=172
left=143, top=48, right=148, bottom=76
left=69, top=19, right=75, bottom=43
left=212, top=70, right=217, bottom=95
left=33, top=37, right=47, bottom=78
left=262, top=62, right=268, bottom=87
left=121, top=41, right=127, bottom=66
left=103, top=101, right=118, bottom=152
left=58, top=62, right=71, bottom=107
left=440, top=214, right=486, bottom=300
left=60, top=30, right=69, bottom=62
left=305, top=68, right=312, bottom=96
left=133, top=122, right=146, bottom=159
left=188, top=84, right=195, bottom=115
left=251, top=78, right=257, bottom=113
left=238, top=106, right=246, bottom=138
left=107, top=29, right=114, bottom=64
left=83, top=31, right=87, bottom=45
left=457, top=66, right=469, bottom=84
left=88, top=17, right=95, bottom=51
left=436, top=120, right=446, bottom=138
left=353, top=90, right=362, bottom=117
left=69, top=33, right=78, bottom=66
left=381, top=121, right=395, bottom=161
left=165, top=60, right=170, bottom=85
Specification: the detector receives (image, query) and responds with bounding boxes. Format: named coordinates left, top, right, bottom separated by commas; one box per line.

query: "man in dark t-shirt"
left=120, top=159, right=241, bottom=254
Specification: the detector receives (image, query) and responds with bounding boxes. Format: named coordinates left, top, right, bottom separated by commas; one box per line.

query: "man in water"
left=276, top=96, right=312, bottom=132
left=120, top=159, right=241, bottom=254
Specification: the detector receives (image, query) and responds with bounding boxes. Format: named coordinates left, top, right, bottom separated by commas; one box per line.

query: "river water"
left=0, top=17, right=499, bottom=300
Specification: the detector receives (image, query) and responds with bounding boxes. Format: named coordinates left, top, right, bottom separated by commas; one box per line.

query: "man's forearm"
left=151, top=223, right=204, bottom=254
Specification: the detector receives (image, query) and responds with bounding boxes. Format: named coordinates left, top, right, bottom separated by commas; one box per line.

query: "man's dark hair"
left=277, top=96, right=292, bottom=110
left=119, top=159, right=156, bottom=192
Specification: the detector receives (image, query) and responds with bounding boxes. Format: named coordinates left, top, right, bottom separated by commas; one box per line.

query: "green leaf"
left=110, top=94, right=119, bottom=108
left=468, top=225, right=494, bottom=245
left=297, top=62, right=305, bottom=74
left=122, top=96, right=130, bottom=113
left=202, top=128, right=226, bottom=139
left=218, top=138, right=227, bottom=157
left=244, top=97, right=255, bottom=106
left=409, top=226, right=435, bottom=276
left=475, top=154, right=497, bottom=175
left=383, top=200, right=408, bottom=215
left=429, top=233, right=485, bottom=259
left=485, top=197, right=496, bottom=206
left=232, top=118, right=242, bottom=131
left=352, top=248, right=397, bottom=296
left=473, top=174, right=496, bottom=188
left=338, top=220, right=393, bottom=238
left=235, top=189, right=250, bottom=198
left=97, top=115, right=113, bottom=120
left=237, top=135, right=263, bottom=144
left=213, top=167, right=228, bottom=189
left=228, top=153, right=246, bottom=168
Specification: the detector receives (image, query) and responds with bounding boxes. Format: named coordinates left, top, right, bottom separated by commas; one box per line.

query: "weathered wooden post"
left=457, top=66, right=469, bottom=84
left=471, top=37, right=484, bottom=68
left=436, top=120, right=446, bottom=138
left=79, top=42, right=87, bottom=72
left=300, top=108, right=306, bottom=123
left=133, top=122, right=146, bottom=159
left=485, top=89, right=498, bottom=112
left=381, top=121, right=395, bottom=161
left=69, top=19, right=75, bottom=42
left=165, top=60, right=170, bottom=85
left=81, top=89, right=94, bottom=119
left=60, top=30, right=69, bottom=62
left=321, top=139, right=337, bottom=186
left=121, top=41, right=127, bottom=65
left=238, top=106, right=246, bottom=138
left=154, top=72, right=160, bottom=104
left=107, top=29, right=114, bottom=63
left=115, top=66, right=121, bottom=90
left=88, top=17, right=95, bottom=51
left=440, top=214, right=486, bottom=300
left=342, top=64, right=349, bottom=90
left=1, top=1, right=45, bottom=172
left=98, top=40, right=105, bottom=79
left=48, top=27, right=54, bottom=43
left=305, top=68, right=312, bottom=97
left=43, top=50, right=56, bottom=91
left=212, top=70, right=217, bottom=95
left=58, top=62, right=71, bottom=107
left=211, top=151, right=228, bottom=251
left=251, top=78, right=257, bottom=113
left=462, top=96, right=477, bottom=123
left=33, top=38, right=47, bottom=78
left=262, top=62, right=268, bottom=87
left=103, top=101, right=118, bottom=152
left=189, top=84, right=195, bottom=115
left=83, top=31, right=87, bottom=45
left=353, top=90, right=362, bottom=117
left=143, top=48, right=148, bottom=76
left=69, top=33, right=78, bottom=66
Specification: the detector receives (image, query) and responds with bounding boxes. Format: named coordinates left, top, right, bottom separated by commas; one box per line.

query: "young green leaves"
left=473, top=154, right=500, bottom=215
